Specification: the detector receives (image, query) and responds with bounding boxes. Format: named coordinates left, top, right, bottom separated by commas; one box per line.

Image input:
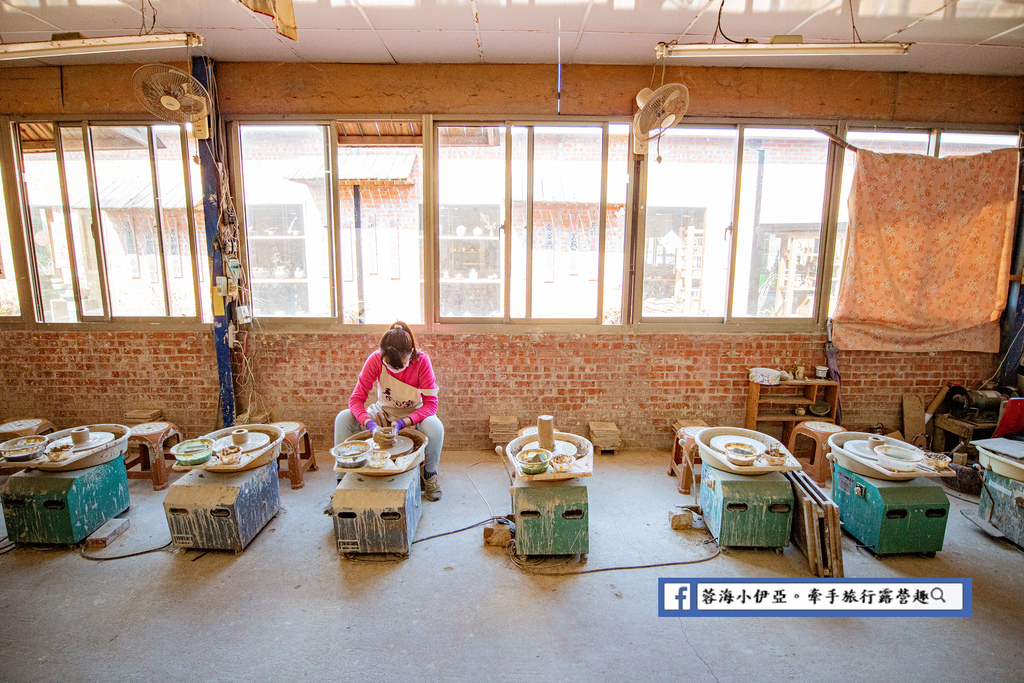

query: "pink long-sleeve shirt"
left=349, top=349, right=439, bottom=427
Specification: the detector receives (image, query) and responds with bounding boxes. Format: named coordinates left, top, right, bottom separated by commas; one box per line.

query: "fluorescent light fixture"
left=0, top=33, right=204, bottom=62
left=656, top=40, right=910, bottom=59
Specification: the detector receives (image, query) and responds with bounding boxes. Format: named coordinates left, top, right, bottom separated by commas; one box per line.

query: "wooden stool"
left=786, top=421, right=846, bottom=486
left=272, top=421, right=317, bottom=489
left=0, top=418, right=56, bottom=476
left=668, top=426, right=707, bottom=494
left=126, top=421, right=183, bottom=491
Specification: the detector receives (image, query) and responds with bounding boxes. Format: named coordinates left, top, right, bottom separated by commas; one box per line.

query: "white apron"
left=371, top=367, right=429, bottom=423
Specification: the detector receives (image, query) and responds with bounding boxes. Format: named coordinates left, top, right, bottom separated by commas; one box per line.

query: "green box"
left=832, top=464, right=949, bottom=555
left=513, top=479, right=588, bottom=556
left=1, top=456, right=130, bottom=545
left=978, top=468, right=1024, bottom=547
left=699, top=464, right=793, bottom=550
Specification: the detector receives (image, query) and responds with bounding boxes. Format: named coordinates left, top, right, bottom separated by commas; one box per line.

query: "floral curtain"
left=832, top=148, right=1020, bottom=352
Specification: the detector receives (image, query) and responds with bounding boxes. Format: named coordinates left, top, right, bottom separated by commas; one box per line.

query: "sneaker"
left=423, top=473, right=442, bottom=501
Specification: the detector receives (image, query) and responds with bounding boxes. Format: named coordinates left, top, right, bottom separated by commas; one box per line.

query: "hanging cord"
left=138, top=0, right=157, bottom=36
left=715, top=1, right=744, bottom=44
left=883, top=0, right=960, bottom=40
left=975, top=321, right=1024, bottom=390
left=847, top=0, right=861, bottom=43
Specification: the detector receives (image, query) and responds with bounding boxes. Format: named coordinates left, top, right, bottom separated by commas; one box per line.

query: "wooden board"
left=902, top=395, right=927, bottom=446
left=784, top=470, right=844, bottom=577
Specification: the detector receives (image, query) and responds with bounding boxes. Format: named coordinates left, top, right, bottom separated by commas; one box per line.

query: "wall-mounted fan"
left=131, top=64, right=212, bottom=139
left=632, top=83, right=689, bottom=156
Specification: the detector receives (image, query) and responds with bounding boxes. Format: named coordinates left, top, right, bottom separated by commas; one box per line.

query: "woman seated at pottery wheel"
left=334, top=321, right=445, bottom=501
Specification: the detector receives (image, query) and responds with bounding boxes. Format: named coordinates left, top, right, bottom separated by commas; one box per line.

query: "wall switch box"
left=215, top=276, right=228, bottom=296
left=235, top=305, right=252, bottom=324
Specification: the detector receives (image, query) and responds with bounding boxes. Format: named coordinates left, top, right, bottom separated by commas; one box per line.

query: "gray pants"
left=333, top=409, right=444, bottom=473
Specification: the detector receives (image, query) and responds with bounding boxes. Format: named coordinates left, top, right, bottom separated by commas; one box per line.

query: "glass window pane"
left=732, top=128, right=829, bottom=319
left=187, top=133, right=213, bottom=323
left=510, top=127, right=527, bottom=319
left=938, top=132, right=1020, bottom=157
left=20, top=123, right=77, bottom=323
left=829, top=130, right=931, bottom=315
left=438, top=126, right=505, bottom=319
left=154, top=125, right=197, bottom=317
left=530, top=126, right=602, bottom=319
left=91, top=125, right=165, bottom=317
left=0, top=159, right=21, bottom=316
left=58, top=127, right=105, bottom=318
left=643, top=127, right=737, bottom=318
left=240, top=125, right=333, bottom=318
left=337, top=126, right=424, bottom=325
left=603, top=124, right=629, bottom=325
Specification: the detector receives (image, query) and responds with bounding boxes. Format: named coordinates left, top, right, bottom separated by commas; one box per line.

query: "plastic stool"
left=668, top=426, right=707, bottom=494
left=786, top=421, right=846, bottom=486
left=272, top=421, right=317, bottom=489
left=126, top=421, right=183, bottom=491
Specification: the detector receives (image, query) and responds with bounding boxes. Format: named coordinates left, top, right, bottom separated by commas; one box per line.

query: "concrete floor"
left=0, top=449, right=1021, bottom=682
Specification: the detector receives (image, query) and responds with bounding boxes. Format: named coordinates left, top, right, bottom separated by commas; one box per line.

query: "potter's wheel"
left=0, top=419, right=46, bottom=433
left=212, top=432, right=270, bottom=453
left=370, top=435, right=415, bottom=458
left=519, top=439, right=580, bottom=459
left=47, top=431, right=115, bottom=453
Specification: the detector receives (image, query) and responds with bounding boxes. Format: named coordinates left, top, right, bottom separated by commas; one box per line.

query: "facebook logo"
left=660, top=580, right=692, bottom=615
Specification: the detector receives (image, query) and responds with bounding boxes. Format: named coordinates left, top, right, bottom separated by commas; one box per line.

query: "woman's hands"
left=365, top=420, right=378, bottom=434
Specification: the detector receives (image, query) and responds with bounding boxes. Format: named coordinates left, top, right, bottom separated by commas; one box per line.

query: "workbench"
left=932, top=414, right=997, bottom=455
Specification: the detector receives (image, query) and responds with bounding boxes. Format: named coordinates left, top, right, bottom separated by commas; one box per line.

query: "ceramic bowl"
left=0, top=435, right=47, bottom=462
left=331, top=441, right=372, bottom=469
left=170, top=438, right=215, bottom=466
left=516, top=448, right=551, bottom=474
left=550, top=453, right=575, bottom=472
left=218, top=445, right=242, bottom=465
left=749, top=367, right=781, bottom=385
left=874, top=444, right=923, bottom=472
left=923, top=453, right=952, bottom=470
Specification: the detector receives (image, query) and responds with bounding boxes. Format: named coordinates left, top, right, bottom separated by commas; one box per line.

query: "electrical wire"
left=412, top=517, right=511, bottom=545
left=714, top=1, right=743, bottom=44
left=506, top=538, right=722, bottom=575
left=78, top=540, right=174, bottom=561
left=974, top=320, right=1024, bottom=390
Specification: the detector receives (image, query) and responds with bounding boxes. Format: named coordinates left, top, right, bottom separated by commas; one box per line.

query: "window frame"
left=3, top=114, right=1017, bottom=334
left=433, top=119, right=619, bottom=325
left=5, top=116, right=207, bottom=328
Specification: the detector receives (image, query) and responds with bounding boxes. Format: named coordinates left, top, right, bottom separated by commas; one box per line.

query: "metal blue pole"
left=192, top=55, right=235, bottom=427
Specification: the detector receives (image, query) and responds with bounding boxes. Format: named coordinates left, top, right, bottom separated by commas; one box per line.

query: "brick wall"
left=0, top=331, right=219, bottom=437
left=0, top=329, right=997, bottom=452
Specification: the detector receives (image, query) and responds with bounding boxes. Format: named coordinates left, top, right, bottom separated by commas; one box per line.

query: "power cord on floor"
left=412, top=516, right=512, bottom=545
left=505, top=538, right=722, bottom=575
left=77, top=540, right=174, bottom=561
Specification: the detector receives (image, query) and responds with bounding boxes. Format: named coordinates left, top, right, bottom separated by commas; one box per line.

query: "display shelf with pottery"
left=499, top=431, right=594, bottom=481
left=331, top=428, right=427, bottom=476
left=1, top=424, right=130, bottom=471
left=697, top=427, right=802, bottom=474
left=827, top=432, right=953, bottom=481
left=172, top=424, right=284, bottom=473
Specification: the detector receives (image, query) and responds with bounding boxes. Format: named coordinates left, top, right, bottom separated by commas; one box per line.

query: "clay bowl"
left=171, top=438, right=215, bottom=466
left=331, top=441, right=372, bottom=469
left=550, top=453, right=575, bottom=473
left=516, top=447, right=551, bottom=474
left=0, top=435, right=47, bottom=462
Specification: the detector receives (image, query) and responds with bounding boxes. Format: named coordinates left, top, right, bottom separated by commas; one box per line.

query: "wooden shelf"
left=745, top=379, right=840, bottom=443
left=759, top=397, right=814, bottom=406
